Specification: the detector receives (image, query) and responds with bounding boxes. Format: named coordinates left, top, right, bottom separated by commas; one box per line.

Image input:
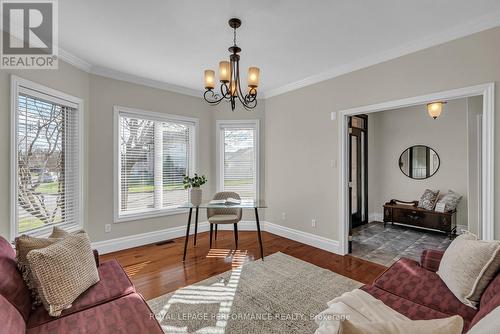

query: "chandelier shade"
left=219, top=61, right=231, bottom=83
left=204, top=70, right=215, bottom=90
left=248, top=67, right=260, bottom=88
left=203, top=18, right=260, bottom=111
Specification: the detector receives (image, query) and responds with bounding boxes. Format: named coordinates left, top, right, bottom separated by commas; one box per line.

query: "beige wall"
left=367, top=99, right=468, bottom=228
left=265, top=26, right=500, bottom=241
left=0, top=64, right=264, bottom=242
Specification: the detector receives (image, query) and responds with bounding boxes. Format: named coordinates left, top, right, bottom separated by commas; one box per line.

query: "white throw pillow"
left=466, top=306, right=500, bottom=334
left=435, top=190, right=462, bottom=212
left=340, top=315, right=463, bottom=334
left=437, top=232, right=500, bottom=308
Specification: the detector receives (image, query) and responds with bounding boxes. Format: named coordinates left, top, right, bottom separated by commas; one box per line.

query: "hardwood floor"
left=100, top=230, right=387, bottom=300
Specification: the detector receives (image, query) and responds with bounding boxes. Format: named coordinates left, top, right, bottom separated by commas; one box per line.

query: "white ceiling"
left=59, top=0, right=500, bottom=97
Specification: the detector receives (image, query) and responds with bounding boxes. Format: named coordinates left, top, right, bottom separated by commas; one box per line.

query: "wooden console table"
left=383, top=199, right=456, bottom=238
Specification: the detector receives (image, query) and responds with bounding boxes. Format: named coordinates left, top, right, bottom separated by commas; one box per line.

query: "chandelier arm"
left=235, top=59, right=246, bottom=100
left=220, top=82, right=231, bottom=99
left=244, top=87, right=257, bottom=104
left=203, top=89, right=224, bottom=105
left=244, top=93, right=257, bottom=104
left=235, top=60, right=256, bottom=109
left=241, top=98, right=257, bottom=111
left=244, top=94, right=258, bottom=109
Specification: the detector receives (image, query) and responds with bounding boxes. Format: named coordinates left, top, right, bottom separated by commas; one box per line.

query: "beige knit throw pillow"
left=437, top=232, right=500, bottom=308
left=27, top=232, right=100, bottom=316
left=15, top=227, right=70, bottom=306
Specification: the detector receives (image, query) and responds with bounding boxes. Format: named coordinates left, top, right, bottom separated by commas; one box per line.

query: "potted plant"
left=183, top=173, right=207, bottom=206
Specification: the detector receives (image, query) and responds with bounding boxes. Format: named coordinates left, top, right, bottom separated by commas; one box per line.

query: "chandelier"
left=203, top=18, right=260, bottom=111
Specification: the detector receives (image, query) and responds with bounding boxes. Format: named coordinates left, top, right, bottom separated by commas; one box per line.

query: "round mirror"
left=399, top=145, right=440, bottom=179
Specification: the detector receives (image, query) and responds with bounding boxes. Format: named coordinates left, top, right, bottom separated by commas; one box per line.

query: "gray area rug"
left=148, top=252, right=361, bottom=334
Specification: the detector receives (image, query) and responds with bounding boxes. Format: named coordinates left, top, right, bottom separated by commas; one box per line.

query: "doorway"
left=348, top=115, right=368, bottom=252
left=338, top=83, right=495, bottom=257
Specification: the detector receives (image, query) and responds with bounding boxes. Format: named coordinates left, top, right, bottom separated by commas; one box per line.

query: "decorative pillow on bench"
left=437, top=232, right=500, bottom=308
left=26, top=232, right=100, bottom=316
left=417, top=189, right=440, bottom=210
left=435, top=190, right=462, bottom=212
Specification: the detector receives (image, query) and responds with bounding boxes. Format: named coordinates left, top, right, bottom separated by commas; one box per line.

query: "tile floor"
left=351, top=221, right=453, bottom=266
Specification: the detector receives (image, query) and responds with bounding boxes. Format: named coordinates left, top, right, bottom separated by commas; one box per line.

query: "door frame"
left=338, top=83, right=495, bottom=255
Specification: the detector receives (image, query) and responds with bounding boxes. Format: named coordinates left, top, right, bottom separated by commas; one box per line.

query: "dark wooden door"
left=348, top=115, right=368, bottom=252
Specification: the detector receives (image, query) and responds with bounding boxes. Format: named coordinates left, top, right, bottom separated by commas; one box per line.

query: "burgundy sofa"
left=0, top=236, right=163, bottom=334
left=361, top=249, right=500, bottom=333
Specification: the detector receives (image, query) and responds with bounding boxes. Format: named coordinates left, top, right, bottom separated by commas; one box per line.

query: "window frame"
left=113, top=106, right=199, bottom=223
left=216, top=119, right=260, bottom=200
left=10, top=75, right=85, bottom=240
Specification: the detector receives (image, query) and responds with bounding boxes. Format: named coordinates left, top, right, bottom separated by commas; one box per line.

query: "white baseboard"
left=456, top=225, right=469, bottom=234
left=265, top=222, right=340, bottom=254
left=92, top=220, right=341, bottom=255
left=92, top=221, right=259, bottom=254
left=369, top=212, right=383, bottom=222
left=92, top=225, right=189, bottom=254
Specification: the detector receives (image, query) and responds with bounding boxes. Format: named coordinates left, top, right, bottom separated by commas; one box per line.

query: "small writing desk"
left=179, top=200, right=267, bottom=261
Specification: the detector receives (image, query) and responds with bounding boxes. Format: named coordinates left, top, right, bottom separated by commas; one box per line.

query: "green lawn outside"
left=35, top=182, right=186, bottom=195
left=36, top=182, right=60, bottom=194
left=19, top=179, right=252, bottom=233
left=19, top=215, right=63, bottom=233
left=127, top=183, right=185, bottom=193
left=19, top=216, right=51, bottom=233
left=125, top=179, right=252, bottom=193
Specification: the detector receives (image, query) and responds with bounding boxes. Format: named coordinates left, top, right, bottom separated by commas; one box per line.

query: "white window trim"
left=113, top=106, right=199, bottom=223
left=216, top=119, right=260, bottom=200
left=10, top=75, right=85, bottom=241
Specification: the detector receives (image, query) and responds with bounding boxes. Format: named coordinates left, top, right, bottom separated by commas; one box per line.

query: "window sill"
left=115, top=208, right=189, bottom=223
left=13, top=223, right=83, bottom=241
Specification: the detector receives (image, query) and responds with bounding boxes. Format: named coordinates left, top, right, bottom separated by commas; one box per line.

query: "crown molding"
left=57, top=48, right=202, bottom=98
left=265, top=10, right=500, bottom=98
left=89, top=66, right=202, bottom=98
left=58, top=48, right=93, bottom=72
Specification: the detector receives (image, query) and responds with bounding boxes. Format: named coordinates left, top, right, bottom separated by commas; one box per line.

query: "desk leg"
left=194, top=207, right=199, bottom=246
left=255, top=208, right=264, bottom=260
left=182, top=208, right=193, bottom=262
